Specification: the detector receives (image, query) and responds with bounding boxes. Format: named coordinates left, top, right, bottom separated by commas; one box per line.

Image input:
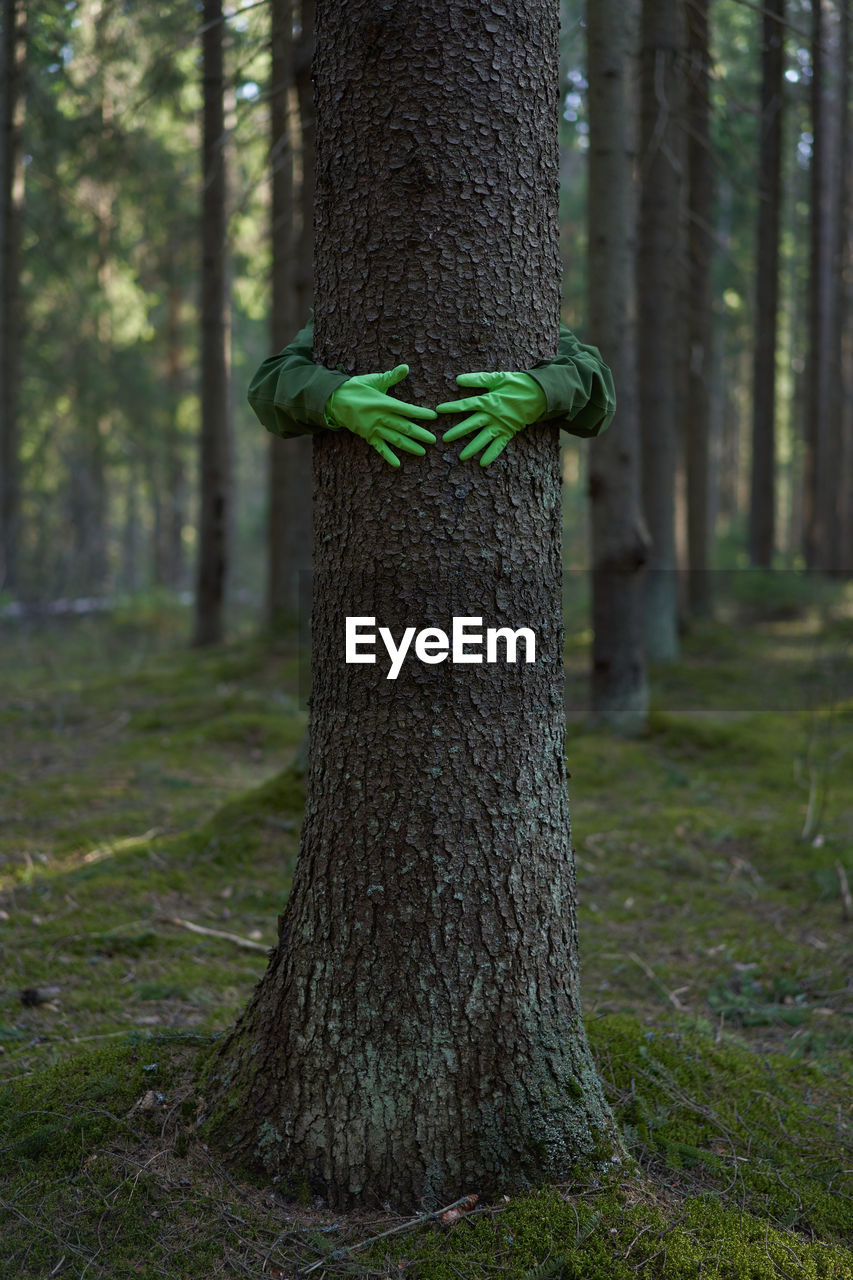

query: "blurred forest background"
left=1, top=0, right=850, bottom=642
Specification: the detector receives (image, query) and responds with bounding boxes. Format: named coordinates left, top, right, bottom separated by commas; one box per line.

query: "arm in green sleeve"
left=526, top=324, right=617, bottom=440
left=246, top=317, right=352, bottom=440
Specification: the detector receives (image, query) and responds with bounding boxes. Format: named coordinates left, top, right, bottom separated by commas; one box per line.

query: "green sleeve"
left=246, top=317, right=352, bottom=440
left=526, top=324, right=616, bottom=439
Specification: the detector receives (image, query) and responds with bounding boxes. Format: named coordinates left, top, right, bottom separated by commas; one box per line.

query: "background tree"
left=685, top=0, right=713, bottom=615
left=194, top=0, right=231, bottom=645
left=0, top=0, right=25, bottom=594
left=804, top=0, right=843, bottom=571
left=267, top=0, right=314, bottom=629
left=205, top=0, right=620, bottom=1208
left=749, top=0, right=785, bottom=569
left=587, top=0, right=649, bottom=732
left=637, top=0, right=685, bottom=660
left=266, top=0, right=298, bottom=627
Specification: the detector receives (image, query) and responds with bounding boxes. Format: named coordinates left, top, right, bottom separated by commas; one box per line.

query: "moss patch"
left=1, top=593, right=852, bottom=1274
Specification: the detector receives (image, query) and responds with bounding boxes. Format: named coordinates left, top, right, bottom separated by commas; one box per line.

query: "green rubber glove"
left=436, top=371, right=548, bottom=465
left=325, top=366, right=438, bottom=467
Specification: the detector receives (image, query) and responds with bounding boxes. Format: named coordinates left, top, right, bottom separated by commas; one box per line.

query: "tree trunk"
left=194, top=0, right=231, bottom=645
left=0, top=0, right=25, bottom=594
left=828, top=0, right=849, bottom=573
left=205, top=0, right=620, bottom=1210
left=587, top=0, right=649, bottom=732
left=638, top=0, right=684, bottom=659
left=804, top=0, right=841, bottom=570
left=685, top=0, right=713, bottom=614
left=268, top=0, right=315, bottom=629
left=749, top=0, right=784, bottom=569
left=839, top=0, right=853, bottom=570
left=164, top=267, right=187, bottom=592
left=267, top=0, right=299, bottom=626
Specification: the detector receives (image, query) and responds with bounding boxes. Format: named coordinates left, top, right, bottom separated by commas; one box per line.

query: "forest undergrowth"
left=0, top=586, right=851, bottom=1278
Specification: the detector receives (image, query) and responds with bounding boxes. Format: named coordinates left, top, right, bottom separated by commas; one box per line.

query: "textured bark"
left=638, top=0, right=684, bottom=659
left=685, top=0, right=713, bottom=614
left=207, top=0, right=619, bottom=1210
left=194, top=0, right=231, bottom=646
left=587, top=0, right=649, bottom=732
left=0, top=0, right=25, bottom=593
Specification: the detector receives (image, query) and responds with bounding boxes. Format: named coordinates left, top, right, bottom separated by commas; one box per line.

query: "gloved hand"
left=325, top=366, right=438, bottom=467
left=436, top=371, right=547, bottom=465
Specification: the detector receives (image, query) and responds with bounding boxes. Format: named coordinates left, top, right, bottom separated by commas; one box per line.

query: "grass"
left=1, top=585, right=852, bottom=1276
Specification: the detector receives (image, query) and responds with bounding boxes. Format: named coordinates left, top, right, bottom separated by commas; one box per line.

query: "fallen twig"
left=157, top=916, right=269, bottom=952
left=302, top=1193, right=479, bottom=1274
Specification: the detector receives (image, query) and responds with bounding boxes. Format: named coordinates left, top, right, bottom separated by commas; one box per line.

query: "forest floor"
left=1, top=582, right=852, bottom=1278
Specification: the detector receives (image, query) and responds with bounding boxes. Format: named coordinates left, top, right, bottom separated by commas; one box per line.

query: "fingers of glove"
left=374, top=413, right=436, bottom=443
left=375, top=426, right=428, bottom=456
left=396, top=419, right=438, bottom=443
left=441, top=412, right=493, bottom=442
left=459, top=427, right=502, bottom=461
left=455, top=371, right=505, bottom=390
left=371, top=438, right=401, bottom=467
left=479, top=435, right=511, bottom=466
left=355, top=392, right=437, bottom=422
left=435, top=394, right=489, bottom=415
left=367, top=364, right=410, bottom=392
left=394, top=401, right=438, bottom=421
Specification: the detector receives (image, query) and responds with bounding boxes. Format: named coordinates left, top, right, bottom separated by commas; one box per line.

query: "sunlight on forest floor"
left=0, top=589, right=851, bottom=1277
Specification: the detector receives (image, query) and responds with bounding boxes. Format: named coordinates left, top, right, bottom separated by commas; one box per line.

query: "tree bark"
left=205, top=0, right=620, bottom=1210
left=804, top=0, right=841, bottom=570
left=685, top=0, right=713, bottom=613
left=749, top=0, right=784, bottom=569
left=0, top=0, right=25, bottom=594
left=267, top=0, right=300, bottom=626
left=638, top=0, right=684, bottom=659
left=268, top=0, right=315, bottom=628
left=839, top=0, right=853, bottom=570
left=587, top=0, right=649, bottom=732
left=194, top=0, right=231, bottom=645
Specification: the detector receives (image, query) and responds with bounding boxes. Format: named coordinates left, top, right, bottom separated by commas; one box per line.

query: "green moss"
left=587, top=1014, right=853, bottom=1243
left=368, top=1187, right=853, bottom=1279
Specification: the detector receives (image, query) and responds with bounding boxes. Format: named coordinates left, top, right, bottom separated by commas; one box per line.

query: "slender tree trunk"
left=587, top=0, right=649, bottom=732
left=685, top=0, right=713, bottom=613
left=804, top=0, right=841, bottom=570
left=0, top=0, right=25, bottom=594
left=749, top=0, right=784, bottom=568
left=164, top=266, right=186, bottom=591
left=294, top=0, right=315, bottom=322
left=638, top=0, right=684, bottom=659
left=194, top=0, right=231, bottom=645
left=122, top=461, right=140, bottom=593
left=268, top=0, right=315, bottom=628
left=205, top=0, right=620, bottom=1209
left=839, top=0, right=853, bottom=570
left=267, top=0, right=299, bottom=626
left=828, top=0, right=849, bottom=573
